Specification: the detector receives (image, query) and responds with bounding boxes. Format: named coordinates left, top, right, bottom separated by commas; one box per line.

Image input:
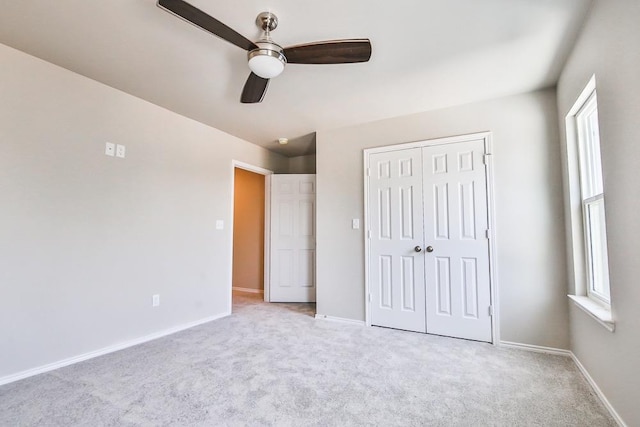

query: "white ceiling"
left=0, top=0, right=591, bottom=156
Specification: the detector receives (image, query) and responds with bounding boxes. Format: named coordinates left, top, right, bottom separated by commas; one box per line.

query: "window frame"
left=573, top=90, right=610, bottom=307
left=564, top=75, right=613, bottom=330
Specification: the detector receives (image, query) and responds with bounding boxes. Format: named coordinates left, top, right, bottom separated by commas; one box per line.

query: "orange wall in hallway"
left=233, top=168, right=265, bottom=291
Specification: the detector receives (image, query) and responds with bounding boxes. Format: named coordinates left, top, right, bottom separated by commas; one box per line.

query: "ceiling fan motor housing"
left=247, top=12, right=287, bottom=79
left=248, top=41, right=287, bottom=79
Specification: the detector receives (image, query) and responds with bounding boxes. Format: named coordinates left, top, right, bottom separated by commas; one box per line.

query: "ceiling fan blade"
left=241, top=73, right=270, bottom=103
left=283, top=39, right=372, bottom=64
left=157, top=0, right=257, bottom=51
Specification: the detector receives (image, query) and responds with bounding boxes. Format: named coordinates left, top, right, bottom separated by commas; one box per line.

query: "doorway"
left=231, top=162, right=272, bottom=309
left=364, top=133, right=498, bottom=343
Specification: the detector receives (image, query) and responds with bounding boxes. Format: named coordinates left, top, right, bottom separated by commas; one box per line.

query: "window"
left=565, top=76, right=613, bottom=330
left=575, top=91, right=610, bottom=305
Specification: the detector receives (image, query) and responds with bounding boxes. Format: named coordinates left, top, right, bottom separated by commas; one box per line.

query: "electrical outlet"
left=152, top=294, right=160, bottom=307
left=215, top=220, right=224, bottom=230
left=116, top=144, right=126, bottom=158
left=105, top=142, right=115, bottom=157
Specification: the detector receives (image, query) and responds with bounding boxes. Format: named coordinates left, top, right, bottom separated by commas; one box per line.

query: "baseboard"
left=0, top=312, right=230, bottom=387
left=499, top=340, right=572, bottom=357
left=499, top=341, right=625, bottom=426
left=571, top=353, right=627, bottom=427
left=232, top=287, right=264, bottom=294
left=315, top=314, right=365, bottom=326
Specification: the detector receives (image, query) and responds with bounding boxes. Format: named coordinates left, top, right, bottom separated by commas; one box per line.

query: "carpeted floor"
left=0, top=292, right=615, bottom=426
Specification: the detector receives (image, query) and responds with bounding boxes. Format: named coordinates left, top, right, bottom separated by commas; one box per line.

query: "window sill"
left=568, top=295, right=615, bottom=332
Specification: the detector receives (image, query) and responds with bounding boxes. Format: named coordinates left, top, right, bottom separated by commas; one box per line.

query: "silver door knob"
left=426, top=246, right=434, bottom=253
left=414, top=246, right=422, bottom=253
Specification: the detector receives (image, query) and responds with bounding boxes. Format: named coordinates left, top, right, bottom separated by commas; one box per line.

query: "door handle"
left=414, top=246, right=422, bottom=253
left=425, top=246, right=434, bottom=253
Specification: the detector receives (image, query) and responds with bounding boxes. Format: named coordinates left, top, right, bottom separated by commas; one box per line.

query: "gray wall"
left=557, top=1, right=640, bottom=424
left=316, top=89, right=569, bottom=349
left=288, top=154, right=316, bottom=174
left=0, top=43, right=288, bottom=379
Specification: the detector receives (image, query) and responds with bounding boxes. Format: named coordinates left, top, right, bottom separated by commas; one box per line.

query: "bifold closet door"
left=367, top=138, right=492, bottom=342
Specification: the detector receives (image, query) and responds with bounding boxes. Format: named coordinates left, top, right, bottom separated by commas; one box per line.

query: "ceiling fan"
left=157, top=0, right=372, bottom=103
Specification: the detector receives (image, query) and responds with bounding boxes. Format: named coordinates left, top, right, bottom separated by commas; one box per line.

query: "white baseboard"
left=499, top=341, right=625, bottom=426
left=571, top=353, right=627, bottom=427
left=499, top=340, right=572, bottom=357
left=0, top=312, right=230, bottom=387
left=315, top=314, right=365, bottom=326
left=232, top=287, right=264, bottom=294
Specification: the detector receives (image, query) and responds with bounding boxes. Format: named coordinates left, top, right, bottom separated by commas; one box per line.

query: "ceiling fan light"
left=248, top=44, right=286, bottom=79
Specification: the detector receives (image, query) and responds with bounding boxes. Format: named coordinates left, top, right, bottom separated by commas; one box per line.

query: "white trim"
left=232, top=161, right=273, bottom=176
left=0, top=312, right=229, bottom=387
left=263, top=174, right=272, bottom=302
left=499, top=341, right=572, bottom=357
left=365, top=131, right=493, bottom=155
left=315, top=314, right=366, bottom=326
left=363, top=131, right=499, bottom=344
left=567, top=75, right=597, bottom=117
left=363, top=150, right=371, bottom=327
left=232, top=286, right=264, bottom=295
left=572, top=353, right=627, bottom=427
left=568, top=295, right=615, bottom=332
left=484, top=134, right=500, bottom=346
left=230, top=160, right=273, bottom=309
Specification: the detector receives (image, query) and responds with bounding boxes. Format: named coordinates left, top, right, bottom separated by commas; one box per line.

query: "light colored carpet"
left=0, top=292, right=615, bottom=426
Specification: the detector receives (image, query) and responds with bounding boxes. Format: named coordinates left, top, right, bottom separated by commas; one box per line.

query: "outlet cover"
left=152, top=294, right=160, bottom=307
left=105, top=142, right=115, bottom=157
left=215, top=220, right=224, bottom=230
left=116, top=144, right=126, bottom=158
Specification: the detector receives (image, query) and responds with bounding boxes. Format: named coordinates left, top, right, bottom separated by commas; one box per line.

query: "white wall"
left=557, top=1, right=640, bottom=424
left=0, top=43, right=288, bottom=380
left=316, top=89, right=569, bottom=349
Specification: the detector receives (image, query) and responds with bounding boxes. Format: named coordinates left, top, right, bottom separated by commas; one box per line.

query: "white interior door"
left=367, top=137, right=493, bottom=342
left=269, top=174, right=316, bottom=302
left=369, top=148, right=426, bottom=333
left=422, top=140, right=492, bottom=342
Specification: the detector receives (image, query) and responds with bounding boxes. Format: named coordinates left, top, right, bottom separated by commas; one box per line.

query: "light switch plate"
left=105, top=142, right=115, bottom=157
left=216, top=220, right=224, bottom=230
left=152, top=294, right=160, bottom=307
left=116, top=144, right=126, bottom=158
left=352, top=219, right=360, bottom=229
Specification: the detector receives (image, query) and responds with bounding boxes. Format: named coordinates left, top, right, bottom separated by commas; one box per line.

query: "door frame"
left=363, top=132, right=500, bottom=344
left=230, top=160, right=273, bottom=313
